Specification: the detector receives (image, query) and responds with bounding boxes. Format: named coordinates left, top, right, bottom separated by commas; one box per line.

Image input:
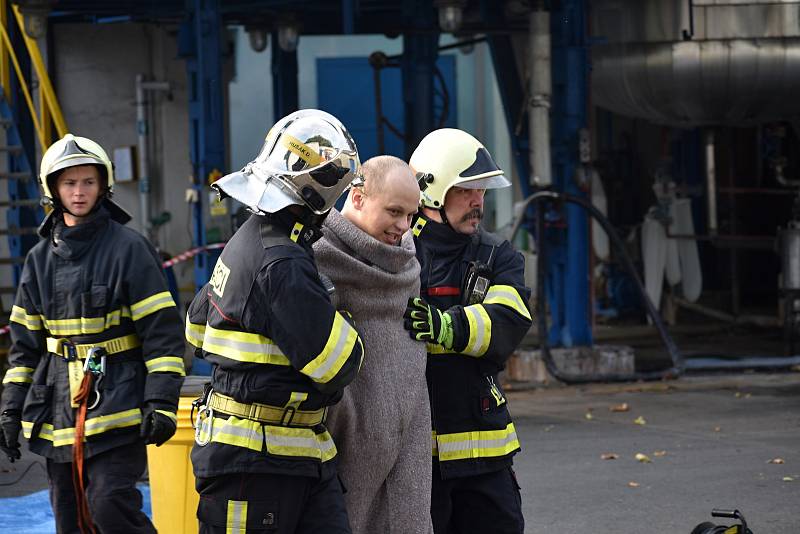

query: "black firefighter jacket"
left=412, top=214, right=532, bottom=479
left=1, top=206, right=186, bottom=463
left=185, top=210, right=364, bottom=480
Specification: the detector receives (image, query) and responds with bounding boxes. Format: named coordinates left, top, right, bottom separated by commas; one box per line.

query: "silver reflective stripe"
left=227, top=500, right=247, bottom=533
left=438, top=429, right=518, bottom=455
left=465, top=306, right=490, bottom=355
left=484, top=285, right=532, bottom=320
left=265, top=431, right=336, bottom=455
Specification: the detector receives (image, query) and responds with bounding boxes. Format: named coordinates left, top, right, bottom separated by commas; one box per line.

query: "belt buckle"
left=280, top=406, right=296, bottom=427
left=56, top=339, right=77, bottom=361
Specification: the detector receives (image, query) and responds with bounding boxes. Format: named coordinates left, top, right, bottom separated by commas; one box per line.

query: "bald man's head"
left=342, top=155, right=420, bottom=245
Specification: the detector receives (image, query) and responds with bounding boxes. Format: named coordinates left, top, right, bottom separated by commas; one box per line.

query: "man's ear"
left=351, top=188, right=366, bottom=210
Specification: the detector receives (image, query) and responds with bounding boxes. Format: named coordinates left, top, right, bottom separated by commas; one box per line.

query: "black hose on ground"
left=512, top=190, right=684, bottom=384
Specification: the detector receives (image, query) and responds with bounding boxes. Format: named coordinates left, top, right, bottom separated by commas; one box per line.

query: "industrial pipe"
left=512, top=191, right=684, bottom=383
left=529, top=8, right=552, bottom=187
left=512, top=191, right=800, bottom=383
left=135, top=74, right=171, bottom=241
left=705, top=129, right=718, bottom=235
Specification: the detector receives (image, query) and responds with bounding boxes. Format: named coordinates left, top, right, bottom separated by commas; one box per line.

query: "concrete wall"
left=53, top=23, right=194, bottom=291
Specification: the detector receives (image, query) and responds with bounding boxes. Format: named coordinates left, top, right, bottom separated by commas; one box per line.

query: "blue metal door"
left=316, top=55, right=456, bottom=161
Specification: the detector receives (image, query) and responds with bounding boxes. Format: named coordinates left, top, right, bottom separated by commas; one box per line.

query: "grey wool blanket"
left=314, top=209, right=433, bottom=534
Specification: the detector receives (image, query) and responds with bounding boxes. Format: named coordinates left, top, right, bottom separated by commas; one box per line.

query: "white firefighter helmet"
left=409, top=128, right=510, bottom=209
left=214, top=109, right=361, bottom=215
left=39, top=133, right=114, bottom=202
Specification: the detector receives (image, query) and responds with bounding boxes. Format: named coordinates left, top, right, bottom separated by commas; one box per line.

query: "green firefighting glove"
left=403, top=297, right=454, bottom=349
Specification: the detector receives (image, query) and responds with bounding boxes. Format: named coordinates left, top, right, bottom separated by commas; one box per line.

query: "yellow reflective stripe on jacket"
left=196, top=414, right=337, bottom=461
left=226, top=500, right=248, bottom=534
left=301, top=312, right=358, bottom=384
left=412, top=218, right=427, bottom=237
left=131, top=291, right=176, bottom=321
left=154, top=409, right=178, bottom=424
left=2, top=366, right=34, bottom=384
left=202, top=324, right=290, bottom=365
left=185, top=316, right=205, bottom=348
left=484, top=284, right=532, bottom=321
left=145, top=356, right=186, bottom=375
left=21, top=408, right=142, bottom=446
left=434, top=423, right=520, bottom=461
left=43, top=307, right=132, bottom=336
left=10, top=305, right=43, bottom=330
left=463, top=305, right=492, bottom=356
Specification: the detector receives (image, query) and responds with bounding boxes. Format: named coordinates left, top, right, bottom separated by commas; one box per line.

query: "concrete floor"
left=1, top=372, right=799, bottom=533
left=509, top=372, right=800, bottom=533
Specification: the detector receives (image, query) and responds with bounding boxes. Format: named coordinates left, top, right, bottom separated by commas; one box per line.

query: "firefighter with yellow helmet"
left=0, top=134, right=186, bottom=533
left=186, top=109, right=365, bottom=533
left=404, top=128, right=532, bottom=534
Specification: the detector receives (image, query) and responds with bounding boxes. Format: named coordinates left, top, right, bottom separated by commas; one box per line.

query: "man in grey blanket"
left=314, top=155, right=433, bottom=534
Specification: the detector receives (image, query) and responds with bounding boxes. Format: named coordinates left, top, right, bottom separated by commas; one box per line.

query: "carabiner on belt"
left=84, top=347, right=107, bottom=410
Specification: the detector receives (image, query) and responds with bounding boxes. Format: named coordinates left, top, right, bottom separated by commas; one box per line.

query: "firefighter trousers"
left=196, top=468, right=351, bottom=533
left=46, top=440, right=155, bottom=534
left=431, top=465, right=524, bottom=534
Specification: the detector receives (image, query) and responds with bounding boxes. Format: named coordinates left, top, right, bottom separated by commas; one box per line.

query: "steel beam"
left=182, top=0, right=226, bottom=288
left=401, top=0, right=438, bottom=158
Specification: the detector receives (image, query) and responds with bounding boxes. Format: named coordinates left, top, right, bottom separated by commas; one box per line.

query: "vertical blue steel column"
left=271, top=32, right=298, bottom=120
left=401, top=0, right=438, bottom=158
left=5, top=9, right=40, bottom=284
left=548, top=0, right=591, bottom=346
left=182, top=0, right=226, bottom=288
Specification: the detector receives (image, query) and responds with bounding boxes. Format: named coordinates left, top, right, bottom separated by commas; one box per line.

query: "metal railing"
left=0, top=0, right=66, bottom=150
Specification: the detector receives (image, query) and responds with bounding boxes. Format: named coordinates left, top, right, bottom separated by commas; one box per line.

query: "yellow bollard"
left=146, top=378, right=207, bottom=534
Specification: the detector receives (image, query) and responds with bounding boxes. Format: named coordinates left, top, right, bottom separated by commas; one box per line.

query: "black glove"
left=140, top=405, right=177, bottom=447
left=403, top=297, right=454, bottom=349
left=0, top=409, right=22, bottom=462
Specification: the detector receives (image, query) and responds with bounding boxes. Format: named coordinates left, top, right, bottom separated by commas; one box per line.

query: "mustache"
left=460, top=209, right=483, bottom=223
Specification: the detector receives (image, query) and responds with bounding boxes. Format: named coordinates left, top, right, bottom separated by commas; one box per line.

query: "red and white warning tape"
left=0, top=242, right=227, bottom=337
left=160, top=242, right=226, bottom=268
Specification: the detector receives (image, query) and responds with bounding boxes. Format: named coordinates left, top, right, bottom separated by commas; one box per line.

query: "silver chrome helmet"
left=214, top=109, right=361, bottom=215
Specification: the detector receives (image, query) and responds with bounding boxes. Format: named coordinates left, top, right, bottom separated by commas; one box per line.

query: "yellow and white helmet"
left=39, top=133, right=114, bottom=202
left=214, top=109, right=361, bottom=215
left=409, top=128, right=510, bottom=209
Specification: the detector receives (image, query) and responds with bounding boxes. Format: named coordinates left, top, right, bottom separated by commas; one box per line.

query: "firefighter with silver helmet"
left=0, top=134, right=186, bottom=533
left=186, top=109, right=365, bottom=533
left=404, top=128, right=532, bottom=534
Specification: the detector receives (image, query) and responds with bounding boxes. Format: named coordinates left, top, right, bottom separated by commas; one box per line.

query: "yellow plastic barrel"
left=147, top=376, right=208, bottom=534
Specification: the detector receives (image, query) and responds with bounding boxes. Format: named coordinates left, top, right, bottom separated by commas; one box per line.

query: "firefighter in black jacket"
left=0, top=134, right=185, bottom=533
left=404, top=129, right=532, bottom=534
left=186, top=109, right=365, bottom=533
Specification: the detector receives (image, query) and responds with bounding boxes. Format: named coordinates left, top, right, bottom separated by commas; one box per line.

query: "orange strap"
left=71, top=373, right=97, bottom=534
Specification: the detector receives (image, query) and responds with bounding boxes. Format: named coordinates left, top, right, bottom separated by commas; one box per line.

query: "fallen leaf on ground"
left=782, top=476, right=794, bottom=482
left=610, top=402, right=629, bottom=412
left=713, top=426, right=722, bottom=432
left=601, top=453, right=619, bottom=460
left=744, top=393, right=752, bottom=399
left=543, top=425, right=554, bottom=432
left=627, top=481, right=640, bottom=488
left=585, top=412, right=594, bottom=420
left=768, top=458, right=785, bottom=464
left=635, top=453, right=652, bottom=463
left=653, top=450, right=667, bottom=457
left=734, top=392, right=742, bottom=398
left=633, top=416, right=647, bottom=425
